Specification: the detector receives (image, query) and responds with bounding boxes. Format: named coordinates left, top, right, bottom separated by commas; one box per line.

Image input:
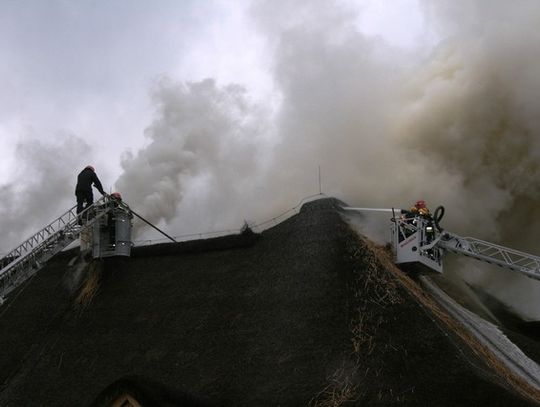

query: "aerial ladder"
left=344, top=206, right=540, bottom=281
left=0, top=195, right=134, bottom=302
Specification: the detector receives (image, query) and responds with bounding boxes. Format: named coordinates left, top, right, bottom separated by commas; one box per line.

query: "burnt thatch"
left=0, top=198, right=536, bottom=406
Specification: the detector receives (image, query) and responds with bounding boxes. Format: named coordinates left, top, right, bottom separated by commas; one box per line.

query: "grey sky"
left=0, top=0, right=426, bottom=184
left=0, top=0, right=267, bottom=181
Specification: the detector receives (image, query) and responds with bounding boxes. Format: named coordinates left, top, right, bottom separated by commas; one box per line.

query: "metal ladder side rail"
left=0, top=246, right=56, bottom=298
left=465, top=247, right=540, bottom=271
left=0, top=196, right=107, bottom=273
left=0, top=237, right=66, bottom=297
left=440, top=234, right=540, bottom=279
left=0, top=200, right=114, bottom=280
left=0, top=206, right=78, bottom=263
left=442, top=235, right=530, bottom=264
left=442, top=246, right=526, bottom=272
left=0, top=208, right=77, bottom=269
left=460, top=237, right=540, bottom=269
left=475, top=246, right=540, bottom=269
left=441, top=246, right=538, bottom=279
left=465, top=240, right=529, bottom=266
left=1, top=205, right=83, bottom=264
left=0, top=231, right=79, bottom=297
left=0, top=224, right=82, bottom=296
left=456, top=235, right=540, bottom=259
left=0, top=200, right=114, bottom=299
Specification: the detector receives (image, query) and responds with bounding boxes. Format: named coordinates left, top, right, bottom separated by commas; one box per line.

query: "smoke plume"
left=113, top=1, right=540, bottom=318
left=0, top=134, right=92, bottom=253
left=114, top=77, right=272, bottom=234
left=115, top=1, right=412, bottom=237
left=398, top=0, right=540, bottom=318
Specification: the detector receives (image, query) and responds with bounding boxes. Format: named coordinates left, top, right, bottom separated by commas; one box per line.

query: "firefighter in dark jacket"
left=75, top=165, right=106, bottom=215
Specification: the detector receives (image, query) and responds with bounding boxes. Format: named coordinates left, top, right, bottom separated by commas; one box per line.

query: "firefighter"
left=411, top=200, right=437, bottom=246
left=107, top=192, right=123, bottom=247
left=411, top=200, right=430, bottom=218
left=401, top=200, right=430, bottom=222
left=75, top=165, right=106, bottom=216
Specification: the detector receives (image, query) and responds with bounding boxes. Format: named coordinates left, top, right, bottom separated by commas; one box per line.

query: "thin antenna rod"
left=318, top=165, right=322, bottom=194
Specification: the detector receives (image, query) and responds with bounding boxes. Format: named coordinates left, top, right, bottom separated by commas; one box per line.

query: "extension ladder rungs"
left=0, top=196, right=111, bottom=300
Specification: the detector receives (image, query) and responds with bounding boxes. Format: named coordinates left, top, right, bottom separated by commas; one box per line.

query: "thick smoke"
left=114, top=1, right=411, bottom=238
left=114, top=77, right=272, bottom=235
left=0, top=0, right=538, bottom=318
left=0, top=134, right=93, bottom=253
left=398, top=0, right=540, bottom=319
left=111, top=0, right=540, bottom=318
left=398, top=20, right=540, bottom=241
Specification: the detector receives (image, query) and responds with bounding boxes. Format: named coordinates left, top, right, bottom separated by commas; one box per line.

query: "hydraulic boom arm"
left=343, top=205, right=540, bottom=281
left=438, top=232, right=540, bottom=281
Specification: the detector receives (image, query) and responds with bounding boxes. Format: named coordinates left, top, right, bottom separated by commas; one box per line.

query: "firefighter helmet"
left=419, top=207, right=430, bottom=216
